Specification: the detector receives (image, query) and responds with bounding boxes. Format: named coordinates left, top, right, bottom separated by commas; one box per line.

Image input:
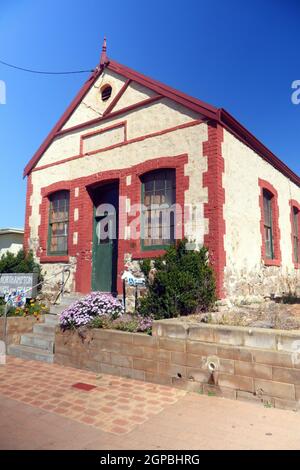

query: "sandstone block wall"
left=55, top=319, right=300, bottom=411
left=0, top=316, right=41, bottom=345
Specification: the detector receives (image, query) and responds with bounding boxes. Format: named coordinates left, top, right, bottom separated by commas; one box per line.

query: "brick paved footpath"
left=0, top=357, right=300, bottom=450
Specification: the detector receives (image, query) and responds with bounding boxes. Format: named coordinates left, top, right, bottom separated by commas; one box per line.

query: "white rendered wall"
left=223, top=128, right=300, bottom=301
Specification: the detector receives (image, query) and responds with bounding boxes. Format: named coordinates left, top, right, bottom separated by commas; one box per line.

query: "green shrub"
left=138, top=240, right=216, bottom=320
left=0, top=250, right=42, bottom=284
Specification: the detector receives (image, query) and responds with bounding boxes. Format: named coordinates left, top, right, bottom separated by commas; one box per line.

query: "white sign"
left=0, top=273, right=38, bottom=298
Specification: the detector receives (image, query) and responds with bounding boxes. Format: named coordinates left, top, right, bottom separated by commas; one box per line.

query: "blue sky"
left=0, top=0, right=299, bottom=227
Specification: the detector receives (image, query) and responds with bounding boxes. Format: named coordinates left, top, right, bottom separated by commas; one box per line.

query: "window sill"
left=263, top=258, right=281, bottom=267
left=131, top=249, right=166, bottom=259
left=40, top=255, right=70, bottom=264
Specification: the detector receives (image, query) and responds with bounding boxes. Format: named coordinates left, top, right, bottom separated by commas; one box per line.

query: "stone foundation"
left=55, top=319, right=300, bottom=411
left=224, top=265, right=300, bottom=305
left=123, top=253, right=147, bottom=312
left=39, top=260, right=77, bottom=298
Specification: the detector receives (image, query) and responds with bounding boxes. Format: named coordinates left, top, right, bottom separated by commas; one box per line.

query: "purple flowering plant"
left=59, top=292, right=124, bottom=330
left=109, top=314, right=153, bottom=334
left=60, top=292, right=153, bottom=334
left=89, top=313, right=153, bottom=334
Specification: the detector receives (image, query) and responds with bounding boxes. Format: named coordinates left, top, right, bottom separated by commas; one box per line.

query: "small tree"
left=0, top=249, right=42, bottom=283
left=138, top=240, right=216, bottom=320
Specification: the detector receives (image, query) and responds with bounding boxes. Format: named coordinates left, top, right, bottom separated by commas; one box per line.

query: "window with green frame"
left=263, top=189, right=274, bottom=259
left=292, top=206, right=300, bottom=264
left=141, top=169, right=176, bottom=250
left=48, top=190, right=70, bottom=255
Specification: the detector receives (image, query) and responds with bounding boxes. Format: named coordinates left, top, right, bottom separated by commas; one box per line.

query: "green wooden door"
left=92, top=183, right=118, bottom=293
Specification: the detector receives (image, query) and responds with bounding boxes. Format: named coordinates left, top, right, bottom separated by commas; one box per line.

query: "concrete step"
left=33, top=323, right=56, bottom=335
left=44, top=314, right=59, bottom=325
left=49, top=304, right=67, bottom=316
left=8, top=344, right=54, bottom=363
left=20, top=333, right=54, bottom=352
left=49, top=293, right=83, bottom=315
left=55, top=294, right=82, bottom=306
left=60, top=294, right=81, bottom=303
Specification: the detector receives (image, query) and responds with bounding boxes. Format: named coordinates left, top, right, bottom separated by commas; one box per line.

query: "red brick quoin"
left=203, top=122, right=226, bottom=299
left=23, top=174, right=33, bottom=253
left=36, top=155, right=189, bottom=295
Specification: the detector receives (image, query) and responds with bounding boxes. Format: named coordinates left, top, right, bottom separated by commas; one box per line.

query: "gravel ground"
left=179, top=301, right=300, bottom=330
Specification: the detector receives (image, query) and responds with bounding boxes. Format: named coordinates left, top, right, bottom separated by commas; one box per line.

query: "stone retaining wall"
left=0, top=316, right=42, bottom=345
left=55, top=320, right=300, bottom=411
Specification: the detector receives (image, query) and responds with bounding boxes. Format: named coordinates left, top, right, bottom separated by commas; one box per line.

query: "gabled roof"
left=23, top=45, right=300, bottom=188
left=23, top=66, right=104, bottom=177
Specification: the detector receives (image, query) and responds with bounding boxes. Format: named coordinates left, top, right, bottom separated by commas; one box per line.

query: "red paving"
left=1, top=357, right=300, bottom=449
left=0, top=357, right=185, bottom=435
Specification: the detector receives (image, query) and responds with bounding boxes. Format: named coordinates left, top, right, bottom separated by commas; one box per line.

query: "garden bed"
left=187, top=299, right=300, bottom=330
left=59, top=292, right=153, bottom=334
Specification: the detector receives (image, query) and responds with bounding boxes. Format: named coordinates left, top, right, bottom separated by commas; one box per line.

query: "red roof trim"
left=219, top=109, right=300, bottom=187
left=23, top=59, right=300, bottom=188
left=23, top=66, right=104, bottom=177
left=107, top=60, right=218, bottom=120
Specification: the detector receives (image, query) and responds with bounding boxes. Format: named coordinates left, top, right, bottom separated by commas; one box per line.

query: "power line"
left=0, top=59, right=94, bottom=75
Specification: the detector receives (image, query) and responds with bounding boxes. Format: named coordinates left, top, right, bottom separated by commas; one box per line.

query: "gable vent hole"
left=101, top=85, right=112, bottom=102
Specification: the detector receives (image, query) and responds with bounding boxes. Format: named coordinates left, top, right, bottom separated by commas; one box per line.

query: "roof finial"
left=100, top=37, right=108, bottom=66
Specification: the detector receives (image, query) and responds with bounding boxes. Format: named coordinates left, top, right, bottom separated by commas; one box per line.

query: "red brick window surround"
left=39, top=182, right=72, bottom=264
left=290, top=199, right=300, bottom=269
left=258, top=179, right=281, bottom=266
left=48, top=190, right=70, bottom=256
left=36, top=156, right=188, bottom=293
left=140, top=168, right=176, bottom=250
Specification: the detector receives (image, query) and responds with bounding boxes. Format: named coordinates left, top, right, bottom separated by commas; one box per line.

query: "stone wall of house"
left=55, top=319, right=300, bottom=411
left=223, top=129, right=300, bottom=303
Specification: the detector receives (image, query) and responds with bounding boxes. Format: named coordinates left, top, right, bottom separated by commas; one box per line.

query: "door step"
left=7, top=297, right=82, bottom=364
left=8, top=314, right=59, bottom=363
left=44, top=313, right=60, bottom=325
left=49, top=296, right=80, bottom=316
left=7, top=344, right=54, bottom=363
left=33, top=323, right=56, bottom=335
left=20, top=333, right=54, bottom=352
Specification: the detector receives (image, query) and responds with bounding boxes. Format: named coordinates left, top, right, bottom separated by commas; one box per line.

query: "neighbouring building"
left=0, top=228, right=24, bottom=257
left=23, top=40, right=300, bottom=304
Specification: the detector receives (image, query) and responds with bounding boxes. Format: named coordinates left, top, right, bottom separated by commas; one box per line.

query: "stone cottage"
left=23, top=40, right=300, bottom=304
